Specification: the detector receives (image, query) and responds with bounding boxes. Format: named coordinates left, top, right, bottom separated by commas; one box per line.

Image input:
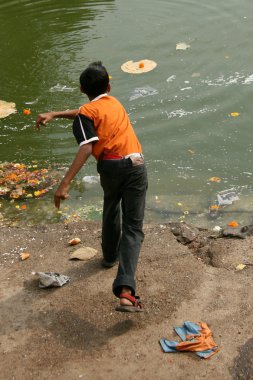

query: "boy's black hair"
left=80, top=61, right=109, bottom=98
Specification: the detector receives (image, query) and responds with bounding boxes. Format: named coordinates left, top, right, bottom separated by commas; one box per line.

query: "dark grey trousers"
left=97, top=158, right=148, bottom=297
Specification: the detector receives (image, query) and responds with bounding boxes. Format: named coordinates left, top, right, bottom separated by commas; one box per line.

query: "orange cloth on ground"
left=175, top=322, right=219, bottom=355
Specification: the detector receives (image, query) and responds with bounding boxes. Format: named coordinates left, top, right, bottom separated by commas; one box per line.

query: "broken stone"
left=240, top=225, right=253, bottom=236
left=222, top=227, right=247, bottom=239
left=170, top=222, right=199, bottom=244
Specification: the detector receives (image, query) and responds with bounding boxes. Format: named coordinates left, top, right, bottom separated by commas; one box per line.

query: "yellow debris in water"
left=0, top=100, right=17, bottom=119
left=121, top=59, right=157, bottom=74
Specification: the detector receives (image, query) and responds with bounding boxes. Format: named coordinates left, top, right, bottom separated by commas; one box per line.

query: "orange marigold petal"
left=20, top=252, right=30, bottom=260
left=228, top=220, right=239, bottom=228
left=23, top=109, right=31, bottom=115
left=210, top=205, right=219, bottom=210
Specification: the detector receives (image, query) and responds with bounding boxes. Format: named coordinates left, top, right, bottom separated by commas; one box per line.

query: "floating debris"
left=176, top=42, right=191, bottom=50
left=121, top=59, right=157, bottom=74
left=166, top=75, right=176, bottom=83
left=0, top=100, right=17, bottom=119
left=129, top=86, right=158, bottom=101
left=82, top=175, right=100, bottom=184
left=49, top=84, right=76, bottom=92
left=25, top=99, right=38, bottom=105
left=217, top=188, right=239, bottom=206
left=192, top=72, right=201, bottom=78
left=209, top=177, right=222, bottom=183
left=0, top=162, right=60, bottom=200
left=23, top=109, right=31, bottom=115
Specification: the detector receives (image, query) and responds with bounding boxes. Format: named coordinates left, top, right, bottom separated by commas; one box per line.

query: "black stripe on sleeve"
left=72, top=114, right=99, bottom=145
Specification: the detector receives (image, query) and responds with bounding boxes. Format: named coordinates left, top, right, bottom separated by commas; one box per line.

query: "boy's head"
left=80, top=61, right=109, bottom=98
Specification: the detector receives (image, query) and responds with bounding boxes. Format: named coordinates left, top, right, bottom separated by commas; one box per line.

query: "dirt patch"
left=1, top=221, right=253, bottom=379
left=230, top=338, right=253, bottom=379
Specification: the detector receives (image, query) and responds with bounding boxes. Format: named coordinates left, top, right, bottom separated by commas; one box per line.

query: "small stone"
left=69, top=247, right=97, bottom=261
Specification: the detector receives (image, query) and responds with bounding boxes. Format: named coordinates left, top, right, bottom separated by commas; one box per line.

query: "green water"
left=1, top=0, right=253, bottom=228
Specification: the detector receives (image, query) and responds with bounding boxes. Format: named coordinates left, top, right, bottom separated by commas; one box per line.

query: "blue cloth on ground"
left=160, top=321, right=219, bottom=359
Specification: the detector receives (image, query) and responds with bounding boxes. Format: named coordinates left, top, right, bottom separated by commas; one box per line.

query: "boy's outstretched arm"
left=54, top=143, right=92, bottom=209
left=35, top=109, right=79, bottom=130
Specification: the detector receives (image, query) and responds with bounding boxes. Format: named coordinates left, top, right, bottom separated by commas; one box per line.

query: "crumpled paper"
left=217, top=188, right=239, bottom=206
left=32, top=271, right=70, bottom=288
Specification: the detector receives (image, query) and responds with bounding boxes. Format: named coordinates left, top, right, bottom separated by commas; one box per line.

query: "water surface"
left=1, top=0, right=253, bottom=228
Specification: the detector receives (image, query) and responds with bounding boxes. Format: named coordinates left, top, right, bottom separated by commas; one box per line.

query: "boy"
left=35, top=61, right=148, bottom=312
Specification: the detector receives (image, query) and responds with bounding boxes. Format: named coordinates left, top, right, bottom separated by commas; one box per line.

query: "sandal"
left=115, top=292, right=144, bottom=313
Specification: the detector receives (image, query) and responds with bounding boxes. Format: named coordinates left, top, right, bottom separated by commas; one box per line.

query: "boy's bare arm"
left=54, top=143, right=92, bottom=209
left=35, top=109, right=79, bottom=130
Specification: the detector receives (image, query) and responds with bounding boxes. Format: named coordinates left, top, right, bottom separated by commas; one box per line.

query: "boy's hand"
left=53, top=144, right=92, bottom=208
left=35, top=112, right=55, bottom=130
left=54, top=182, right=70, bottom=209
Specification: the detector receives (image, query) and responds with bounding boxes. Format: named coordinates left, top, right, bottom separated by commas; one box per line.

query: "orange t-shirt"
left=72, top=94, right=142, bottom=160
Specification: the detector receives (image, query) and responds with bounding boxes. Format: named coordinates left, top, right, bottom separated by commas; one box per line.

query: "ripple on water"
left=1, top=0, right=253, bottom=226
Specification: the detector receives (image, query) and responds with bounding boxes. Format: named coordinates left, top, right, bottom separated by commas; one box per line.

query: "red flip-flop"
left=115, top=292, right=144, bottom=313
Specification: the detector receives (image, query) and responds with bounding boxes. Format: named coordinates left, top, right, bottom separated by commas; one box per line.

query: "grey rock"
left=170, top=222, right=199, bottom=244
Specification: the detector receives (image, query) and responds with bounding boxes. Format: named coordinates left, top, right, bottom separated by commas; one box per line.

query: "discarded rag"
left=160, top=321, right=219, bottom=359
